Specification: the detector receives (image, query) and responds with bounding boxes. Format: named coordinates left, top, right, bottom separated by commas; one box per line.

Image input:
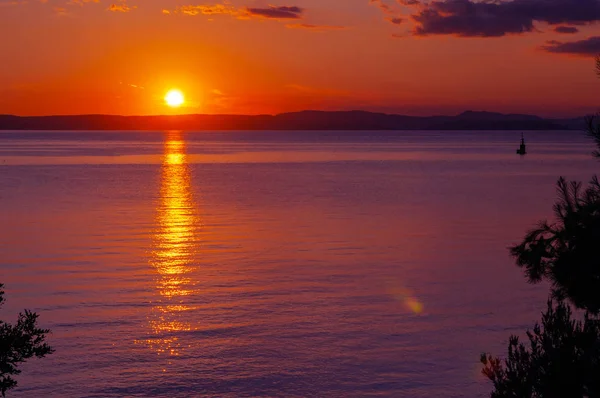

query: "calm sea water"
left=0, top=130, right=597, bottom=397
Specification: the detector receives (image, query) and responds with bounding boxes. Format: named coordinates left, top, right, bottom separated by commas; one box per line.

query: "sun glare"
left=165, top=89, right=185, bottom=108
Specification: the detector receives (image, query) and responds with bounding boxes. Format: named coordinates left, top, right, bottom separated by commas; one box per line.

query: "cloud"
left=170, top=3, right=305, bottom=20
left=285, top=23, right=347, bottom=31
left=69, top=0, right=99, bottom=5
left=370, top=0, right=407, bottom=26
left=411, top=0, right=600, bottom=37
left=176, top=4, right=237, bottom=16
left=108, top=3, right=132, bottom=12
left=554, top=25, right=579, bottom=34
left=370, top=0, right=394, bottom=14
left=541, top=36, right=600, bottom=56
left=167, top=2, right=339, bottom=29
left=246, top=5, right=303, bottom=19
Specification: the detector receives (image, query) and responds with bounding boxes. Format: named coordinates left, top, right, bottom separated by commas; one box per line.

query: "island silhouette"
left=0, top=110, right=583, bottom=131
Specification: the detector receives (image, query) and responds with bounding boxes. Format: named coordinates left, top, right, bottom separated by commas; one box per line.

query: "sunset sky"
left=1, top=0, right=599, bottom=117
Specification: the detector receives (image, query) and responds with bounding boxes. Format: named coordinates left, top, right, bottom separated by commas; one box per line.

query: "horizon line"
left=0, top=109, right=589, bottom=119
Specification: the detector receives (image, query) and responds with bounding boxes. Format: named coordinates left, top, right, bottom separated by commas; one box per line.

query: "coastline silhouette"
left=0, top=111, right=582, bottom=131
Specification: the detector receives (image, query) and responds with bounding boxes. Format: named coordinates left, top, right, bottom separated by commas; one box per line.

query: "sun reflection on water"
left=142, top=131, right=200, bottom=355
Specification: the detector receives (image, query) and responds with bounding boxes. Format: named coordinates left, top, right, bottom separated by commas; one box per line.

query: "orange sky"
left=1, top=0, right=599, bottom=117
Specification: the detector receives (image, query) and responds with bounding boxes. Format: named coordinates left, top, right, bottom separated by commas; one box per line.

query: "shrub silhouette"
left=481, top=300, right=600, bottom=397
left=0, top=284, right=53, bottom=397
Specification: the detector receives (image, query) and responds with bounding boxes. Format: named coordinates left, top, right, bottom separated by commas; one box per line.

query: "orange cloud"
left=69, top=0, right=99, bottom=6
left=370, top=0, right=406, bottom=26
left=176, top=4, right=238, bottom=16
left=171, top=3, right=308, bottom=21
left=370, top=0, right=393, bottom=14
left=108, top=3, right=132, bottom=12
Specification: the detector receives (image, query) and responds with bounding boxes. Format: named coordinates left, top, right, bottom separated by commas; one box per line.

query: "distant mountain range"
left=0, top=110, right=588, bottom=131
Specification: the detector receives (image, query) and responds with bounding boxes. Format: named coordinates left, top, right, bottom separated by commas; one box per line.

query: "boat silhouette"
left=516, top=133, right=527, bottom=155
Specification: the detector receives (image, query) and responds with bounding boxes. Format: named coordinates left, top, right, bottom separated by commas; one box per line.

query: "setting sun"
left=164, top=89, right=184, bottom=108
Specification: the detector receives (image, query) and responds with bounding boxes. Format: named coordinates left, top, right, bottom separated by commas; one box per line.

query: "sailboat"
left=516, top=133, right=527, bottom=155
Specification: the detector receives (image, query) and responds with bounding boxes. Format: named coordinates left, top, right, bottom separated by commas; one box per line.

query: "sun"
left=165, top=89, right=185, bottom=108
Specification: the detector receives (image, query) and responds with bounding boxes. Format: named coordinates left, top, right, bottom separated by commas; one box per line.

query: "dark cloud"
left=411, top=0, right=600, bottom=37
left=554, top=25, right=579, bottom=33
left=389, top=17, right=403, bottom=24
left=246, top=5, right=303, bottom=19
left=541, top=36, right=600, bottom=55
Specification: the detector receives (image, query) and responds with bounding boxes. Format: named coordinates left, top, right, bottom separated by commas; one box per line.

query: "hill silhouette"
left=0, top=110, right=582, bottom=131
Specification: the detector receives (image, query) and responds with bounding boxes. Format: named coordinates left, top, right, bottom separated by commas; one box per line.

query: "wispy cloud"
left=541, top=36, right=600, bottom=56
left=68, top=0, right=99, bottom=6
left=166, top=2, right=346, bottom=31
left=176, top=3, right=237, bottom=16
left=370, top=0, right=406, bottom=26
left=245, top=5, right=303, bottom=19
left=169, top=3, right=304, bottom=19
left=108, top=2, right=133, bottom=12
left=285, top=23, right=347, bottom=31
left=370, top=0, right=393, bottom=15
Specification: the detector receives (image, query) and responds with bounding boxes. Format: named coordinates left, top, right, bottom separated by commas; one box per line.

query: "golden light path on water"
left=135, top=131, right=424, bottom=359
left=144, top=131, right=200, bottom=356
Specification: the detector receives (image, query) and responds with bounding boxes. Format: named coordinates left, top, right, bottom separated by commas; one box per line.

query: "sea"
left=0, top=130, right=597, bottom=397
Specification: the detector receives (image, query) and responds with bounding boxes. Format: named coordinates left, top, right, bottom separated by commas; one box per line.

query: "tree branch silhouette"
left=0, top=284, right=53, bottom=397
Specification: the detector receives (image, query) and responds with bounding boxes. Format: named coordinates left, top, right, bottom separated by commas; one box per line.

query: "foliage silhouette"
left=508, top=61, right=600, bottom=313
left=481, top=300, right=600, bottom=398
left=588, top=114, right=600, bottom=159
left=481, top=56, right=600, bottom=396
left=0, top=284, right=53, bottom=397
left=509, top=176, right=600, bottom=313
